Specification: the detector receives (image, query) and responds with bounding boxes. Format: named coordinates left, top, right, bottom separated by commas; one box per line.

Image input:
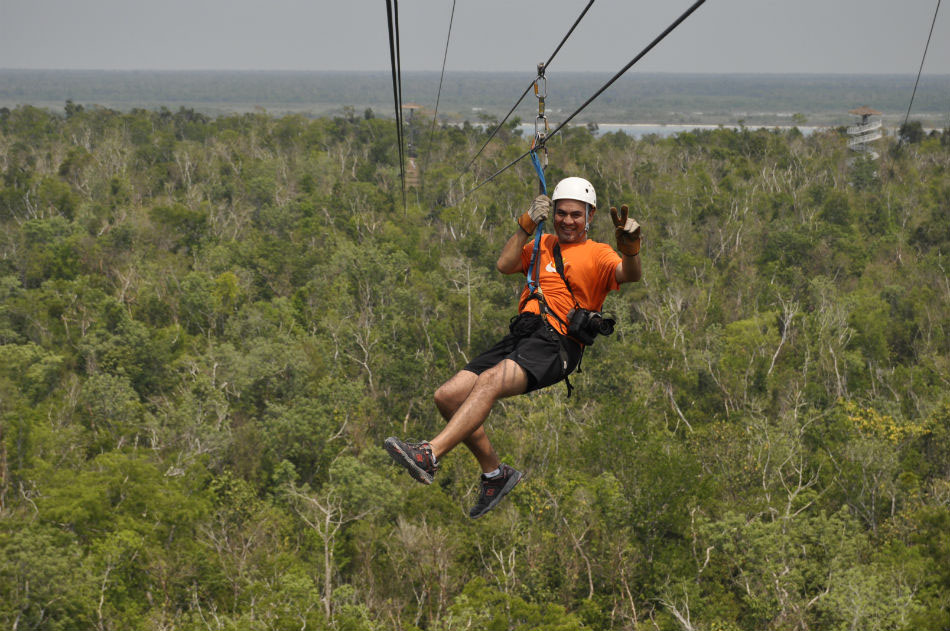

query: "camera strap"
left=550, top=243, right=586, bottom=396
left=552, top=243, right=581, bottom=310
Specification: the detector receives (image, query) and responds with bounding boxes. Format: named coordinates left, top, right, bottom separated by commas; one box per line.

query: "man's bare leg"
left=435, top=370, right=501, bottom=473
left=434, top=370, right=500, bottom=473
left=429, top=359, right=528, bottom=462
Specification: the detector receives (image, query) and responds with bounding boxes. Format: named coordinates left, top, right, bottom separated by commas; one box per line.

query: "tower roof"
left=849, top=106, right=882, bottom=116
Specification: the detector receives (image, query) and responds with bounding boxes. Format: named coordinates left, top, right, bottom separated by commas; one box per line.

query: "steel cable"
left=385, top=0, right=407, bottom=208
left=422, top=0, right=457, bottom=193
left=464, top=0, right=708, bottom=198
left=900, top=0, right=941, bottom=143
left=461, top=0, right=596, bottom=176
left=544, top=0, right=707, bottom=143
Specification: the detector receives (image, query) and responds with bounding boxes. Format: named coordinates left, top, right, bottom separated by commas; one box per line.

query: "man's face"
left=553, top=199, right=593, bottom=244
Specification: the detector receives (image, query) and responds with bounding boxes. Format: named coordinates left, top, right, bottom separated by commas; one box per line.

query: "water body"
left=515, top=123, right=828, bottom=138
left=4, top=70, right=947, bottom=128
left=594, top=123, right=827, bottom=138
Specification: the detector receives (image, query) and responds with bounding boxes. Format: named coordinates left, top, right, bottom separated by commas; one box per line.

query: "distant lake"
left=514, top=123, right=828, bottom=138
left=3, top=70, right=948, bottom=128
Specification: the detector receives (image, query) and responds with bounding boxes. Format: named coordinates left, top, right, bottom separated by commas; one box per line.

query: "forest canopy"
left=0, top=103, right=949, bottom=631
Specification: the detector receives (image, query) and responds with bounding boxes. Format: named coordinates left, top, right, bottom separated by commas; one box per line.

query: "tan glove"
left=610, top=205, right=641, bottom=256
left=517, top=194, right=552, bottom=234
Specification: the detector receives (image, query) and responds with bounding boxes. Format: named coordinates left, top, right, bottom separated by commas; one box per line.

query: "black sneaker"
left=469, top=464, right=522, bottom=519
left=383, top=437, right=439, bottom=485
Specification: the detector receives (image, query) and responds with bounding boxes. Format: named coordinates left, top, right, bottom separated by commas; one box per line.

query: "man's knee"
left=434, top=371, right=477, bottom=416
left=433, top=383, right=455, bottom=412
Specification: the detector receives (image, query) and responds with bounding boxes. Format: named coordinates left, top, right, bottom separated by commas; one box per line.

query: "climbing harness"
left=518, top=66, right=579, bottom=397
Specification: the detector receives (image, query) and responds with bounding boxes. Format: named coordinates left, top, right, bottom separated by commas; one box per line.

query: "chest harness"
left=519, top=238, right=588, bottom=397
left=516, top=65, right=588, bottom=397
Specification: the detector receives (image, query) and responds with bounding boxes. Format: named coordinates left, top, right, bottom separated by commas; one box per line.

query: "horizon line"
left=2, top=68, right=949, bottom=78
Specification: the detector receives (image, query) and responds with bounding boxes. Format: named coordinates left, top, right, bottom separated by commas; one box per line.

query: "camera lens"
left=595, top=316, right=615, bottom=336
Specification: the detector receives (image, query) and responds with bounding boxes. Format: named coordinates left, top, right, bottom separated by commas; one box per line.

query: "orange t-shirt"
left=519, top=234, right=621, bottom=335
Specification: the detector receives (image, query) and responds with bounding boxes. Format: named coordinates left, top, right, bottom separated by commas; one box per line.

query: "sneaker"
left=469, top=464, right=523, bottom=519
left=383, top=437, right=438, bottom=485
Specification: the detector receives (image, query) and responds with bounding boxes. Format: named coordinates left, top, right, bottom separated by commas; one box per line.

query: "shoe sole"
left=470, top=469, right=523, bottom=519
left=384, top=437, right=434, bottom=485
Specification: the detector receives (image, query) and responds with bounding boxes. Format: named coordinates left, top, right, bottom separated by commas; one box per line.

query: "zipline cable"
left=422, top=0, right=457, bottom=193
left=464, top=0, right=707, bottom=198
left=544, top=0, right=706, bottom=144
left=461, top=82, right=534, bottom=173
left=395, top=0, right=408, bottom=208
left=460, top=0, right=596, bottom=176
left=385, top=0, right=407, bottom=208
left=900, top=0, right=941, bottom=143
left=395, top=0, right=405, bottom=137
left=542, top=0, right=596, bottom=72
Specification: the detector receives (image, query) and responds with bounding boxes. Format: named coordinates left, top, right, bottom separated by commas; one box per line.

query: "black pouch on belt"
left=508, top=312, right=544, bottom=337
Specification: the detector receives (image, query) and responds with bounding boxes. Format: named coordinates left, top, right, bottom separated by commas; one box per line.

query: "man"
left=384, top=177, right=641, bottom=518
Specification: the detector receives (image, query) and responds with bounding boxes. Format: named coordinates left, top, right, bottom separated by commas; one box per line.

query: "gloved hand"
left=517, top=194, right=552, bottom=234
left=610, top=205, right=641, bottom=256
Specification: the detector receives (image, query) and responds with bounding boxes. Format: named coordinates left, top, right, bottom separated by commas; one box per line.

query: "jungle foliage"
left=1, top=103, right=949, bottom=631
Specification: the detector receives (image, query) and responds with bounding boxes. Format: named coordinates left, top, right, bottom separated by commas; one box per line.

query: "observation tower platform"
left=847, top=106, right=883, bottom=159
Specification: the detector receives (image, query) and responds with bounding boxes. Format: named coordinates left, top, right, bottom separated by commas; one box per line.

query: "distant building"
left=847, top=106, right=883, bottom=159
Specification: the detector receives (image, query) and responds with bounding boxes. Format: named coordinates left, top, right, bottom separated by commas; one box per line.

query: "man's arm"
left=497, top=229, right=531, bottom=275
left=498, top=195, right=551, bottom=275
left=610, top=205, right=642, bottom=285
left=615, top=251, right=641, bottom=285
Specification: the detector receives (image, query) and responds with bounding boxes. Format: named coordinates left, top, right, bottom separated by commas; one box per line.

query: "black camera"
left=567, top=308, right=615, bottom=345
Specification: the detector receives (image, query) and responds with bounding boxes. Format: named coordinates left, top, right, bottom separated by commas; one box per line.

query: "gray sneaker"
left=384, top=437, right=439, bottom=485
left=469, top=464, right=522, bottom=519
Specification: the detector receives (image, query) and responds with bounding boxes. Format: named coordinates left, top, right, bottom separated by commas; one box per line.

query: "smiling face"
left=553, top=198, right=594, bottom=244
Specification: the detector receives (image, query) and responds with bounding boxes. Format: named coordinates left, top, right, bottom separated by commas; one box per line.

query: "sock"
left=484, top=467, right=502, bottom=479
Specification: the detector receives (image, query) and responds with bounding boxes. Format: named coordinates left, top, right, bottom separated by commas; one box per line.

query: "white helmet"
left=551, top=177, right=596, bottom=209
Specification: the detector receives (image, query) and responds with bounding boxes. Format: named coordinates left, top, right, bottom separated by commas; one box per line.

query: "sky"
left=1, top=0, right=948, bottom=76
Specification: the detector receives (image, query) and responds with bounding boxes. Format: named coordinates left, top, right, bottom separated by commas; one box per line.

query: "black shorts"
left=464, top=313, right=583, bottom=393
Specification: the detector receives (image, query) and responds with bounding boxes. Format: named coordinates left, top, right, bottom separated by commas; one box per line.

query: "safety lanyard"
left=525, top=63, right=549, bottom=295
left=525, top=151, right=546, bottom=294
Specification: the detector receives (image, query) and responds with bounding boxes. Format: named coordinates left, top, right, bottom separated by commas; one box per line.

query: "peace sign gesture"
left=610, top=205, right=641, bottom=256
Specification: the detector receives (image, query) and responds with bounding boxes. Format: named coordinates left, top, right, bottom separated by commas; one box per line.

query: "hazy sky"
left=1, top=0, right=948, bottom=75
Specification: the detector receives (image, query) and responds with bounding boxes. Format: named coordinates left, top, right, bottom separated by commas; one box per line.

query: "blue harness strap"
left=526, top=150, right=547, bottom=293
left=525, top=149, right=578, bottom=399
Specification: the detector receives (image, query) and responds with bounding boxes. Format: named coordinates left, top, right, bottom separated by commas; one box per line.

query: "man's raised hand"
left=610, top=205, right=641, bottom=256
left=518, top=194, right=552, bottom=235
